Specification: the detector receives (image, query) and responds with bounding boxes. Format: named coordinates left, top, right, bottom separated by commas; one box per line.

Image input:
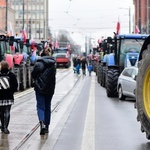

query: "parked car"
left=52, top=53, right=71, bottom=68
left=117, top=66, right=138, bottom=100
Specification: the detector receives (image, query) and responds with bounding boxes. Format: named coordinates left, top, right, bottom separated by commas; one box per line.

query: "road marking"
left=81, top=76, right=95, bottom=150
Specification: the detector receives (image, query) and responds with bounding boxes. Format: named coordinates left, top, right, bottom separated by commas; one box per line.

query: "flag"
left=97, top=39, right=101, bottom=44
left=22, top=28, right=27, bottom=44
left=55, top=40, right=59, bottom=49
left=30, top=36, right=36, bottom=51
left=116, top=21, right=120, bottom=35
left=44, top=42, right=48, bottom=49
left=67, top=44, right=70, bottom=49
left=9, top=22, right=14, bottom=36
left=135, top=25, right=140, bottom=34
left=9, top=22, right=15, bottom=51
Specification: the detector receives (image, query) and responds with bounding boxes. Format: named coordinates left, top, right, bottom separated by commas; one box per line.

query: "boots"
left=40, top=121, right=45, bottom=135
left=1, top=106, right=10, bottom=134
left=44, top=125, right=49, bottom=133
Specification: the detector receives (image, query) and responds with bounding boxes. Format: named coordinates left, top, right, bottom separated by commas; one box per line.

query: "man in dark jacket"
left=31, top=48, right=56, bottom=135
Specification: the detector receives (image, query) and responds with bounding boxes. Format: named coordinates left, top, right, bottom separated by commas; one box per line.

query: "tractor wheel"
left=13, top=68, right=20, bottom=91
left=26, top=60, right=31, bottom=88
left=118, top=85, right=126, bottom=100
left=102, top=67, right=106, bottom=88
left=136, top=45, right=150, bottom=139
left=20, top=62, right=27, bottom=90
left=97, top=64, right=100, bottom=83
left=106, top=68, right=119, bottom=97
left=99, top=65, right=103, bottom=85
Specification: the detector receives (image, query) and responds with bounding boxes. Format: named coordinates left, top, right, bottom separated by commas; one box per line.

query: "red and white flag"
left=55, top=40, right=59, bottom=49
left=97, top=39, right=101, bottom=44
left=135, top=25, right=140, bottom=34
left=9, top=22, right=15, bottom=51
left=22, top=28, right=27, bottom=44
left=116, top=21, right=120, bottom=35
left=9, top=22, right=14, bottom=36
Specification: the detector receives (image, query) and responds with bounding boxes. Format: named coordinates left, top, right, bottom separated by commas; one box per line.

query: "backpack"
left=34, top=66, right=56, bottom=95
left=0, top=72, right=10, bottom=90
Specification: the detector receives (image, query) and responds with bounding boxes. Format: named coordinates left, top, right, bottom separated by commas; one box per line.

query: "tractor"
left=98, top=34, right=148, bottom=97
left=0, top=35, right=38, bottom=91
left=135, top=35, right=150, bottom=139
left=97, top=37, right=114, bottom=87
left=12, top=37, right=39, bottom=90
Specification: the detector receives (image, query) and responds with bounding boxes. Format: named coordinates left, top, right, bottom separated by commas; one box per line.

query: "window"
left=122, top=68, right=133, bottom=77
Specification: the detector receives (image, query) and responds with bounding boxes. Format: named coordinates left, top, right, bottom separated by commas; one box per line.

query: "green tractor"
left=135, top=35, right=150, bottom=139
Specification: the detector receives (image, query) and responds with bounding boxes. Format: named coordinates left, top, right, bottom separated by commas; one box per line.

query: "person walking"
left=75, top=56, right=81, bottom=75
left=0, top=61, right=18, bottom=134
left=87, top=63, right=93, bottom=76
left=31, top=48, right=56, bottom=135
left=72, top=55, right=77, bottom=73
left=81, top=56, right=87, bottom=75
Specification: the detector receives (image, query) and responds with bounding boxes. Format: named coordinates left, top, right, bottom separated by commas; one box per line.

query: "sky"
left=49, top=0, right=134, bottom=45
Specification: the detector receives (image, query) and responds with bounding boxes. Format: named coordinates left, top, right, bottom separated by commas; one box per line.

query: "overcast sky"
left=49, top=0, right=134, bottom=44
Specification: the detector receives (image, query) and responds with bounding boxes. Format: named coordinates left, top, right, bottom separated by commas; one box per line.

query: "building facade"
left=9, top=0, right=49, bottom=41
left=0, top=0, right=15, bottom=34
left=133, top=0, right=150, bottom=33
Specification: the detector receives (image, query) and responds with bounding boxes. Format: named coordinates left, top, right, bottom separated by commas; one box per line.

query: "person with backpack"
left=0, top=61, right=18, bottom=134
left=81, top=56, right=88, bottom=75
left=87, top=63, right=93, bottom=76
left=31, top=47, right=56, bottom=135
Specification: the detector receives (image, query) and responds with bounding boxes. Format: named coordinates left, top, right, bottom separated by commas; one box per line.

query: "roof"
left=117, top=34, right=149, bottom=39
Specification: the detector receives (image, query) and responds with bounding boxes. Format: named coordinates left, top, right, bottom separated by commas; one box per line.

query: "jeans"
left=0, top=105, right=11, bottom=129
left=35, top=91, right=53, bottom=126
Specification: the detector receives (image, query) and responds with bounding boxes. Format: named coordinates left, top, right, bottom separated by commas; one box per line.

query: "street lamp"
left=5, top=0, right=8, bottom=32
left=119, top=7, right=131, bottom=34
left=22, top=0, right=25, bottom=29
left=147, top=0, right=150, bottom=34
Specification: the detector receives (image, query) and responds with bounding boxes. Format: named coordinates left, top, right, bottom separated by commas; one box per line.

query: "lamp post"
left=119, top=7, right=131, bottom=34
left=22, top=0, right=25, bottom=29
left=147, top=0, right=150, bottom=34
left=5, top=0, right=8, bottom=32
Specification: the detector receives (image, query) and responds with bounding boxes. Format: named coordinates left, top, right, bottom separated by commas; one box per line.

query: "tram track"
left=12, top=68, right=81, bottom=150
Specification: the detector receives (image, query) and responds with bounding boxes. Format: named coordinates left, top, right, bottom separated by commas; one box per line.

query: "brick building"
left=133, top=0, right=150, bottom=33
left=0, top=0, right=15, bottom=34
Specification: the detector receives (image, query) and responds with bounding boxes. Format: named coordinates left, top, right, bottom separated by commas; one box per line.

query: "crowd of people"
left=0, top=45, right=94, bottom=136
left=72, top=55, right=93, bottom=76
left=0, top=45, right=56, bottom=135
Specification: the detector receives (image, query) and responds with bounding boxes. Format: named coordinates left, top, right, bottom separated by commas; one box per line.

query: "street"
left=0, top=66, right=149, bottom=150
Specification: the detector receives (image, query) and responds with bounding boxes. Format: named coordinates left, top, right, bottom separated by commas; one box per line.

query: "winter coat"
left=73, top=57, right=77, bottom=67
left=0, top=68, right=18, bottom=106
left=81, top=58, right=87, bottom=69
left=31, top=56, right=56, bottom=95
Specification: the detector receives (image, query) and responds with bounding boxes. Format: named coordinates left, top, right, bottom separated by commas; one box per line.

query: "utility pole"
left=23, top=0, right=25, bottom=29
left=129, top=7, right=131, bottom=34
left=147, top=0, right=149, bottom=34
left=5, top=0, right=8, bottom=32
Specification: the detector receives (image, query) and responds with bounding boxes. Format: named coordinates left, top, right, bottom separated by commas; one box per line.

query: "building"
left=133, top=0, right=150, bottom=34
left=9, top=0, right=49, bottom=41
left=0, top=0, right=15, bottom=34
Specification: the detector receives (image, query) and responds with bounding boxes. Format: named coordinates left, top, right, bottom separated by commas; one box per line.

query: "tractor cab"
left=115, top=34, right=148, bottom=70
left=105, top=34, right=149, bottom=97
